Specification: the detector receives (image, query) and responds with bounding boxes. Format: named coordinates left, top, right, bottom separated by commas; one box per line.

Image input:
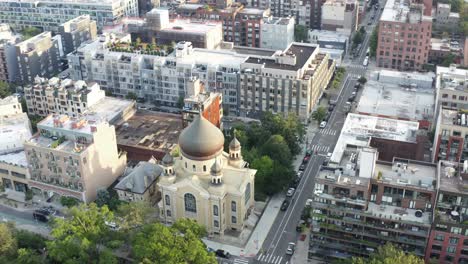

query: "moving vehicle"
left=281, top=200, right=290, bottom=211
left=286, top=243, right=296, bottom=255
left=286, top=188, right=296, bottom=197
left=215, top=249, right=231, bottom=259
left=363, top=56, right=369, bottom=66
left=319, top=121, right=327, bottom=128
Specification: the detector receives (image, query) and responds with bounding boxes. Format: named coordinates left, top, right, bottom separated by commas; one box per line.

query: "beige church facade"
left=158, top=115, right=256, bottom=236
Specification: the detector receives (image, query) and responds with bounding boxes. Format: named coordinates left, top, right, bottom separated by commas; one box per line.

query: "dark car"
left=328, top=104, right=335, bottom=111
left=299, top=164, right=306, bottom=171
left=348, top=95, right=356, bottom=102
left=281, top=200, right=290, bottom=211
left=215, top=249, right=231, bottom=259
left=296, top=220, right=306, bottom=232
left=324, top=112, right=331, bottom=122
left=289, top=181, right=298, bottom=188
left=33, top=209, right=50, bottom=222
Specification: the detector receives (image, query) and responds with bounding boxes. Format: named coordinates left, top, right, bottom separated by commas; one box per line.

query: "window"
left=203, top=165, right=207, bottom=172
left=452, top=227, right=462, bottom=235
left=213, top=205, right=219, bottom=216
left=462, top=249, right=468, bottom=256
left=445, top=255, right=454, bottom=262
left=192, top=164, right=196, bottom=171
left=450, top=237, right=459, bottom=244
left=245, top=183, right=251, bottom=205
left=184, top=193, right=197, bottom=213
left=214, top=220, right=219, bottom=227
left=435, top=234, right=445, bottom=241
left=232, top=216, right=237, bottom=223
left=166, top=210, right=171, bottom=217
left=231, top=201, right=237, bottom=212
left=432, top=245, right=442, bottom=251
left=448, top=246, right=456, bottom=253
left=165, top=195, right=170, bottom=206
left=464, top=239, right=468, bottom=246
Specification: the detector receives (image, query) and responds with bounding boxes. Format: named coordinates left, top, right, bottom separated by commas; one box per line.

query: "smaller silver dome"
left=162, top=152, right=174, bottom=166
left=211, top=158, right=222, bottom=176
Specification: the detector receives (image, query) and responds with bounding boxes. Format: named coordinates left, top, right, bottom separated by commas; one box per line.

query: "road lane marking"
left=276, top=256, right=283, bottom=264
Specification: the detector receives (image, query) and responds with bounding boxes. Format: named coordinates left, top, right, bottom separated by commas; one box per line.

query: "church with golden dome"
left=157, top=115, right=256, bottom=236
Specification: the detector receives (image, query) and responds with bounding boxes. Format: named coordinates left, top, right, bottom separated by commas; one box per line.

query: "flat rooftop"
left=356, top=80, right=435, bottom=121
left=161, top=19, right=221, bottom=34
left=374, top=159, right=437, bottom=191
left=331, top=114, right=419, bottom=163
left=85, top=97, right=135, bottom=125
left=440, top=108, right=468, bottom=127
left=438, top=161, right=468, bottom=195
left=179, top=48, right=248, bottom=68
left=115, top=111, right=182, bottom=152
left=239, top=8, right=267, bottom=16
left=244, top=43, right=316, bottom=71
left=0, top=113, right=32, bottom=153
left=431, top=38, right=461, bottom=52
left=380, top=0, right=428, bottom=23
left=232, top=46, right=277, bottom=56
left=366, top=202, right=431, bottom=225
left=0, top=150, right=28, bottom=167
left=437, top=66, right=468, bottom=92
left=0, top=0, right=120, bottom=5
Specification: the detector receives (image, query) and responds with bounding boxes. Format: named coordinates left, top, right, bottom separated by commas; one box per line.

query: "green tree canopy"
left=260, top=135, right=292, bottom=166
left=0, top=223, right=17, bottom=258
left=20, top=27, right=41, bottom=39
left=0, top=81, right=12, bottom=99
left=46, top=203, right=121, bottom=264
left=131, top=219, right=216, bottom=264
left=350, top=244, right=424, bottom=264
left=312, top=106, right=327, bottom=123
left=126, top=92, right=138, bottom=100
left=115, top=201, right=157, bottom=231
left=369, top=27, right=378, bottom=57
left=294, top=25, right=308, bottom=42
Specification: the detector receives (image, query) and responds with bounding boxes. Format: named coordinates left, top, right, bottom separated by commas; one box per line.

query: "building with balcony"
left=58, top=15, right=98, bottom=56
left=127, top=8, right=223, bottom=49
left=23, top=77, right=136, bottom=124
left=0, top=0, right=138, bottom=32
left=426, top=161, right=468, bottom=264
left=376, top=0, right=432, bottom=71
left=8, top=32, right=62, bottom=84
left=0, top=24, right=20, bottom=83
left=321, top=0, right=359, bottom=35
left=309, top=147, right=436, bottom=261
left=157, top=115, right=256, bottom=236
left=24, top=114, right=127, bottom=203
left=114, top=157, right=162, bottom=204
left=433, top=108, right=468, bottom=163
left=0, top=95, right=32, bottom=194
left=67, top=37, right=246, bottom=110
left=260, top=16, right=295, bottom=50
left=356, top=69, right=435, bottom=129
left=182, top=78, right=223, bottom=128
left=174, top=3, right=270, bottom=47
left=435, top=65, right=468, bottom=114
left=332, top=113, right=426, bottom=163
left=239, top=42, right=335, bottom=120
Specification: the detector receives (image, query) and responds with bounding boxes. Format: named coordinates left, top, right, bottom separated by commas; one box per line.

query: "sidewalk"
left=290, top=232, right=325, bottom=264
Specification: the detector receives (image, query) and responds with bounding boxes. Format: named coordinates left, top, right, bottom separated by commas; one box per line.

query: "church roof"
left=115, top=161, right=162, bottom=194
left=162, top=152, right=174, bottom=165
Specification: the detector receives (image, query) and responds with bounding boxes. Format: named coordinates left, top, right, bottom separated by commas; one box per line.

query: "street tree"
left=15, top=248, right=43, bottom=264
left=350, top=244, right=424, bottom=264
left=311, top=106, right=327, bottom=123
left=0, top=81, right=12, bottom=99
left=46, top=203, right=122, bottom=264
left=260, top=135, right=292, bottom=166
left=131, top=219, right=216, bottom=264
left=125, top=92, right=138, bottom=100
left=0, top=223, right=17, bottom=258
left=251, top=155, right=274, bottom=196
left=358, top=76, right=367, bottom=84
left=115, top=201, right=157, bottom=231
left=369, top=27, right=378, bottom=57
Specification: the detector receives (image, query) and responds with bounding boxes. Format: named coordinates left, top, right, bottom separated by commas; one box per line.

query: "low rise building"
left=24, top=77, right=135, bottom=124
left=58, top=15, right=97, bottom=55
left=435, top=65, right=468, bottom=113
left=331, top=113, right=426, bottom=163
left=321, top=0, right=359, bottom=35
left=24, top=114, right=127, bottom=202
left=114, top=157, right=162, bottom=204
left=308, top=29, right=350, bottom=52
left=260, top=16, right=295, bottom=50
left=356, top=70, right=435, bottom=128
left=309, top=148, right=436, bottom=261
left=9, top=32, right=62, bottom=84
left=127, top=9, right=223, bottom=49
left=433, top=3, right=460, bottom=31
left=429, top=38, right=462, bottom=65
left=376, top=0, right=432, bottom=71
left=182, top=78, right=223, bottom=128
left=425, top=161, right=468, bottom=264
left=115, top=111, right=182, bottom=162
left=239, top=43, right=335, bottom=120
left=0, top=0, right=138, bottom=31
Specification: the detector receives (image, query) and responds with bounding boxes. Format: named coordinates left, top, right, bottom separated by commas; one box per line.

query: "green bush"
left=60, top=196, right=79, bottom=208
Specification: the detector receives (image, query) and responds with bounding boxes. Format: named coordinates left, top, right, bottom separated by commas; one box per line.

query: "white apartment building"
left=24, top=76, right=136, bottom=123
left=260, top=16, right=295, bottom=51
left=321, top=0, right=359, bottom=35
left=24, top=114, right=127, bottom=202
left=67, top=36, right=247, bottom=111
left=0, top=0, right=138, bottom=32
left=239, top=43, right=336, bottom=120
left=435, top=65, right=468, bottom=115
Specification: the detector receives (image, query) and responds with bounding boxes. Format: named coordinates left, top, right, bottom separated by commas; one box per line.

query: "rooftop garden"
left=107, top=39, right=174, bottom=56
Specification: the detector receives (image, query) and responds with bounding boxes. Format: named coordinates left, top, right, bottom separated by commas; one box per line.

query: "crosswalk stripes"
left=348, top=73, right=364, bottom=78
left=233, top=258, right=250, bottom=264
left=309, top=144, right=330, bottom=153
left=256, top=253, right=285, bottom=264
left=319, top=128, right=337, bottom=135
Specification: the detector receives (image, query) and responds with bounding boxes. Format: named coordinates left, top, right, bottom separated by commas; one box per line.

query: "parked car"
left=286, top=242, right=296, bottom=255
left=296, top=171, right=303, bottom=178
left=319, top=121, right=327, bottom=128
left=215, top=249, right=231, bottom=259
left=33, top=209, right=50, bottom=222
left=296, top=220, right=306, bottom=232
left=281, top=200, right=290, bottom=211
left=323, top=157, right=330, bottom=166
left=289, top=181, right=298, bottom=188
left=305, top=150, right=312, bottom=157
left=305, top=199, right=313, bottom=207
left=286, top=188, right=296, bottom=197
left=328, top=104, right=335, bottom=111
left=303, top=156, right=310, bottom=164
left=299, top=164, right=306, bottom=171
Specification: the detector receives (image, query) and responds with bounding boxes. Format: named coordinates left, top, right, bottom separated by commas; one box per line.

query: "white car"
left=286, top=188, right=296, bottom=197
left=286, top=242, right=296, bottom=255
left=305, top=199, right=313, bottom=207
left=319, top=121, right=327, bottom=128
